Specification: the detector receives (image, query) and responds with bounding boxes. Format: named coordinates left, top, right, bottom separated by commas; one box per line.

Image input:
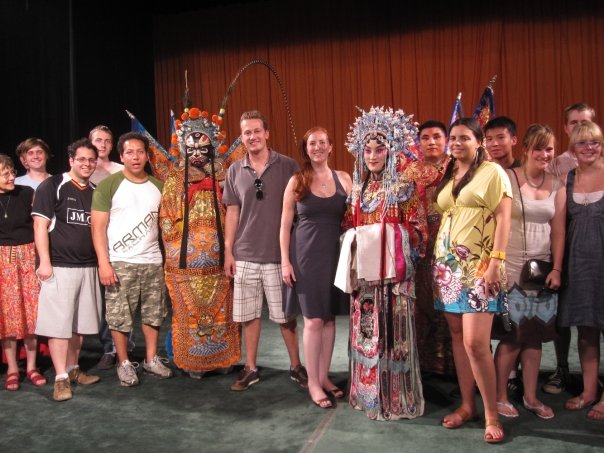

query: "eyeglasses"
left=575, top=140, right=602, bottom=148
left=254, top=178, right=263, bottom=200
left=0, top=169, right=16, bottom=180
left=74, top=157, right=98, bottom=165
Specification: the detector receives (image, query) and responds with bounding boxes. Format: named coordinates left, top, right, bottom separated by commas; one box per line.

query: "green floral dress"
left=433, top=161, right=512, bottom=313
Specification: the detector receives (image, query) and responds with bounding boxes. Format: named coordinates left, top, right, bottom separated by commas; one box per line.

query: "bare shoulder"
left=335, top=170, right=351, bottom=181
left=286, top=174, right=299, bottom=191
left=335, top=170, right=353, bottom=194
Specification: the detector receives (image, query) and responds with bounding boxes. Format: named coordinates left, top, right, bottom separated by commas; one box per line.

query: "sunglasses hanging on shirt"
left=254, top=178, right=264, bottom=200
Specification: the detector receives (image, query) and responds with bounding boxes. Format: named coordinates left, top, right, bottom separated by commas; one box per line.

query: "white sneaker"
left=117, top=360, right=139, bottom=387
left=143, top=355, right=173, bottom=379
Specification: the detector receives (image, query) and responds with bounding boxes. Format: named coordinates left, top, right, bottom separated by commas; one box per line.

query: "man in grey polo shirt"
left=223, top=110, right=307, bottom=391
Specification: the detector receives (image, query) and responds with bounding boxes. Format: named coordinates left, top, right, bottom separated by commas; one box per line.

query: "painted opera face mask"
left=363, top=137, right=388, bottom=176
left=185, top=131, right=214, bottom=169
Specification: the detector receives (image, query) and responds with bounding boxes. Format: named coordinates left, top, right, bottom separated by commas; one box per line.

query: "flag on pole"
left=472, top=75, right=497, bottom=128
left=449, top=92, right=464, bottom=126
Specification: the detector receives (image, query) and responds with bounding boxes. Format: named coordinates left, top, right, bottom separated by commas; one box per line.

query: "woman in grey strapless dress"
left=280, top=127, right=352, bottom=409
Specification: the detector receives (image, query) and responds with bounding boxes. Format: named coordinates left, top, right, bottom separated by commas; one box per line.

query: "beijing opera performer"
left=159, top=106, right=243, bottom=378
left=335, top=106, right=427, bottom=420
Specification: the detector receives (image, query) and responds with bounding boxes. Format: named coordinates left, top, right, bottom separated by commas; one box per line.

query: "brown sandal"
left=26, top=369, right=47, bottom=387
left=324, top=387, right=345, bottom=399
left=441, top=407, right=478, bottom=429
left=312, top=397, right=334, bottom=409
left=484, top=419, right=504, bottom=444
left=4, top=372, right=20, bottom=391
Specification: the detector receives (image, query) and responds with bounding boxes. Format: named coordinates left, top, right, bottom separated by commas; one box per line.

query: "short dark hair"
left=68, top=138, right=98, bottom=159
left=117, top=132, right=149, bottom=156
left=418, top=120, right=447, bottom=137
left=89, top=124, right=113, bottom=140
left=240, top=110, right=269, bottom=130
left=15, top=137, right=51, bottom=158
left=483, top=116, right=517, bottom=137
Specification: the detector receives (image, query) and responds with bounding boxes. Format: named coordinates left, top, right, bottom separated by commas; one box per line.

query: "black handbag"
left=520, top=259, right=553, bottom=290
left=510, top=169, right=554, bottom=291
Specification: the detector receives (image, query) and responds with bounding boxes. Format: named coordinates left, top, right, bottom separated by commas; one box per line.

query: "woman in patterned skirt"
left=0, top=154, right=45, bottom=390
left=493, top=124, right=565, bottom=420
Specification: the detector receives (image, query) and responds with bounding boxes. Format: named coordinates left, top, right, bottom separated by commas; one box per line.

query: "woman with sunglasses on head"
left=558, top=121, right=604, bottom=421
left=0, top=154, right=45, bottom=391
left=280, top=127, right=352, bottom=409
left=433, top=118, right=512, bottom=443
left=493, top=124, right=565, bottom=421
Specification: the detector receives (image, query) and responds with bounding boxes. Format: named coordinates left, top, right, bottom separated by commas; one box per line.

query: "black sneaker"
left=96, top=353, right=116, bottom=370
left=230, top=366, right=260, bottom=391
left=289, top=365, right=308, bottom=389
left=542, top=366, right=568, bottom=394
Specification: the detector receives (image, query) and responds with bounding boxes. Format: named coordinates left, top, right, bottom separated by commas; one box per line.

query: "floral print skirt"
left=0, top=243, right=40, bottom=339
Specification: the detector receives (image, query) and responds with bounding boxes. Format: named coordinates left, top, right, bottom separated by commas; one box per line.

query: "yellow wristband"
left=490, top=250, right=506, bottom=260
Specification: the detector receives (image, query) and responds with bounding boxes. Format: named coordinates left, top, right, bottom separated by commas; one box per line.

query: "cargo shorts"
left=105, top=262, right=167, bottom=332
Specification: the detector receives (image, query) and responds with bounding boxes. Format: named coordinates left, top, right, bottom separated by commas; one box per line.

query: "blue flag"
left=473, top=75, right=497, bottom=128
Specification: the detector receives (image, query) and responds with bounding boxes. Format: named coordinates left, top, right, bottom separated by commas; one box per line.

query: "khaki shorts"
left=233, top=261, right=294, bottom=324
left=35, top=266, right=102, bottom=338
left=105, top=262, right=167, bottom=332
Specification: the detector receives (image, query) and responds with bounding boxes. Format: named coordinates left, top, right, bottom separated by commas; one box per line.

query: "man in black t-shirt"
left=33, top=138, right=103, bottom=402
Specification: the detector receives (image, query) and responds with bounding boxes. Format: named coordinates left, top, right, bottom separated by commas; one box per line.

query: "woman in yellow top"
left=432, top=118, right=512, bottom=443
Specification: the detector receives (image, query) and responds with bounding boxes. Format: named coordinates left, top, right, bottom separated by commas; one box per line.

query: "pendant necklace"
left=523, top=166, right=545, bottom=189
left=316, top=169, right=331, bottom=194
left=0, top=195, right=10, bottom=219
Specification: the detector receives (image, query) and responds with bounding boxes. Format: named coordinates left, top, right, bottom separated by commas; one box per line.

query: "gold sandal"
left=484, top=419, right=504, bottom=444
left=441, top=407, right=478, bottom=429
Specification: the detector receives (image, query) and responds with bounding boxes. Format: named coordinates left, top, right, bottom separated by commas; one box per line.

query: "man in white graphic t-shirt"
left=91, top=132, right=172, bottom=387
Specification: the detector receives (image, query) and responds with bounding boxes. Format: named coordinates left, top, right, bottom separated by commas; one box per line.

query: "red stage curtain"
left=153, top=1, right=603, bottom=170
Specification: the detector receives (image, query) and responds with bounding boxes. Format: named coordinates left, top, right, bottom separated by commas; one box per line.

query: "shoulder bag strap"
left=509, top=168, right=527, bottom=260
